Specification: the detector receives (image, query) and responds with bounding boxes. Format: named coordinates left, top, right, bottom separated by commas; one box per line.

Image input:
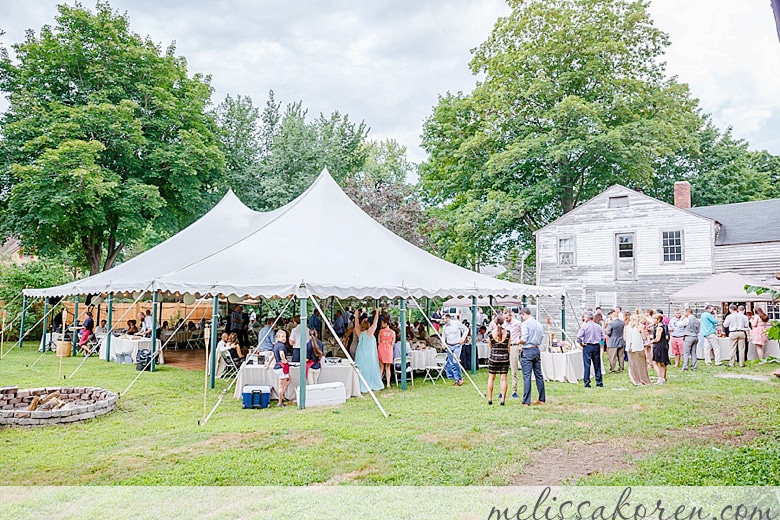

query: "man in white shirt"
left=94, top=320, right=108, bottom=335
left=440, top=313, right=468, bottom=386
left=502, top=309, right=524, bottom=399
left=723, top=304, right=750, bottom=367
left=475, top=308, right=487, bottom=328
left=288, top=316, right=304, bottom=363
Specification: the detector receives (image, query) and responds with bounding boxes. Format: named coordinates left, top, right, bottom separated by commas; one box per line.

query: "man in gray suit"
left=604, top=309, right=625, bottom=373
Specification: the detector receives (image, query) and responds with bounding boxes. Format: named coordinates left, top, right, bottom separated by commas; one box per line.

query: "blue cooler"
left=242, top=385, right=271, bottom=409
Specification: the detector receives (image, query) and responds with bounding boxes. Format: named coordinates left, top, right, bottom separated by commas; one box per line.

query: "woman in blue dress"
left=352, top=309, right=384, bottom=392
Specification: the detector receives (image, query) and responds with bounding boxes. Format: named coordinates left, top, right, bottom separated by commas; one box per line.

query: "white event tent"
left=26, top=169, right=562, bottom=301
left=22, top=169, right=563, bottom=407
left=668, top=273, right=778, bottom=304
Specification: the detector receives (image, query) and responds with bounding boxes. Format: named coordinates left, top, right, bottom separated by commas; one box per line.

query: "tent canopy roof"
left=668, top=272, right=778, bottom=304
left=25, top=170, right=563, bottom=301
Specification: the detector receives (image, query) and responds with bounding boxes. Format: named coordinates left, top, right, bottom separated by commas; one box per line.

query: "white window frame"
left=660, top=230, right=684, bottom=264
left=766, top=303, right=780, bottom=321
left=557, top=236, right=576, bottom=267
left=595, top=292, right=617, bottom=309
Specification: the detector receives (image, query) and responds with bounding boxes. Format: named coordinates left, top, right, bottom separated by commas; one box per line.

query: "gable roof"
left=688, top=199, right=780, bottom=246
left=25, top=170, right=563, bottom=300
left=534, top=184, right=712, bottom=234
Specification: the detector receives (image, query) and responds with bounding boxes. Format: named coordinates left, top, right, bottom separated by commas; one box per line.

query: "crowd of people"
left=572, top=303, right=772, bottom=388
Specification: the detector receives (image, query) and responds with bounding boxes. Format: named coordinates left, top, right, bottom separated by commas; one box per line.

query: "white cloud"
left=1, top=0, right=778, bottom=169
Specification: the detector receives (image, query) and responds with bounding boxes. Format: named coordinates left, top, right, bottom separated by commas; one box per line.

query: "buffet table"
left=233, top=359, right=361, bottom=401
left=708, top=338, right=780, bottom=361
left=102, top=336, right=163, bottom=364
left=541, top=350, right=604, bottom=384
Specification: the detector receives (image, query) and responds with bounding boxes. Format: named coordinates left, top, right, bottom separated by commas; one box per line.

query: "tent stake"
left=400, top=298, right=407, bottom=389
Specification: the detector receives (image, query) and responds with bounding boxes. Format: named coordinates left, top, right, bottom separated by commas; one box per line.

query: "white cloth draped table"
left=233, top=360, right=361, bottom=401
left=541, top=350, right=603, bottom=384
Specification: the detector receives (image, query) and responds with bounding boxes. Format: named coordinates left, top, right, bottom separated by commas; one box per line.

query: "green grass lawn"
left=0, top=342, right=778, bottom=485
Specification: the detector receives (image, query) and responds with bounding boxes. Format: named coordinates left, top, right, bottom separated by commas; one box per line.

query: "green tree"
left=0, top=2, right=224, bottom=275
left=217, top=91, right=369, bottom=211
left=420, top=0, right=701, bottom=267
left=0, top=259, right=71, bottom=340
left=342, top=140, right=429, bottom=248
left=651, top=121, right=775, bottom=206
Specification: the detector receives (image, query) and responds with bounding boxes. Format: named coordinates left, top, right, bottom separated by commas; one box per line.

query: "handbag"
left=281, top=362, right=290, bottom=375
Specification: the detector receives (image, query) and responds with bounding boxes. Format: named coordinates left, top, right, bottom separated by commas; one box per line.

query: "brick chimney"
left=674, top=181, right=691, bottom=209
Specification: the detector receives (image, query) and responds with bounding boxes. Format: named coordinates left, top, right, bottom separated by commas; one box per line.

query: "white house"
left=534, top=181, right=780, bottom=319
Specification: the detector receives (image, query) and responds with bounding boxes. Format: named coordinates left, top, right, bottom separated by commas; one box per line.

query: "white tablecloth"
left=410, top=348, right=436, bottom=370
left=233, top=360, right=361, bottom=401
left=541, top=350, right=603, bottom=384
left=103, top=336, right=163, bottom=364
left=477, top=342, right=489, bottom=359
left=710, top=338, right=779, bottom=361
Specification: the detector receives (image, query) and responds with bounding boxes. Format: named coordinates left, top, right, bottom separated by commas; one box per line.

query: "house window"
left=558, top=237, right=575, bottom=266
left=615, top=232, right=636, bottom=280
left=596, top=292, right=617, bottom=309
left=662, top=230, right=683, bottom=263
left=608, top=196, right=629, bottom=208
left=767, top=303, right=780, bottom=321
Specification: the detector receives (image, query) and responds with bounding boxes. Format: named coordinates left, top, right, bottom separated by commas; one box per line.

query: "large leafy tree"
left=215, top=90, right=369, bottom=211
left=0, top=2, right=224, bottom=275
left=420, top=0, right=702, bottom=267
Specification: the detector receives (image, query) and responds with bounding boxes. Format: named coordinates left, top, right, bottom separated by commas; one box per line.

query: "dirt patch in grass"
left=311, top=468, right=375, bottom=486
left=511, top=423, right=761, bottom=485
left=418, top=431, right=486, bottom=451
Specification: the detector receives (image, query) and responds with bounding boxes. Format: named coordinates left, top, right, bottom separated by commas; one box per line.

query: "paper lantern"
left=183, top=293, right=196, bottom=305
left=227, top=294, right=241, bottom=304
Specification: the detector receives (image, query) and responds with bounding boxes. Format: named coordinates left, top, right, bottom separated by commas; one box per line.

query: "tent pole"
left=561, top=295, right=566, bottom=341
left=71, top=295, right=79, bottom=355
left=18, top=294, right=27, bottom=349
left=400, top=298, right=407, bottom=389
left=470, top=296, right=477, bottom=374
left=41, top=298, right=49, bottom=353
left=299, top=297, right=308, bottom=410
left=106, top=294, right=113, bottom=362
left=426, top=297, right=430, bottom=335
left=150, top=291, right=159, bottom=372
left=209, top=295, right=218, bottom=389
left=307, top=295, right=389, bottom=418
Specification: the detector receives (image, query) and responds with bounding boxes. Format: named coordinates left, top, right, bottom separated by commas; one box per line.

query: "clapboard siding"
left=713, top=242, right=780, bottom=282
left=536, top=185, right=715, bottom=314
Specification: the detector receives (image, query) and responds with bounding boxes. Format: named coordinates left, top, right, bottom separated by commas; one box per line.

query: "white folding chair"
left=220, top=349, right=240, bottom=378
left=423, top=353, right=447, bottom=385
left=393, top=357, right=414, bottom=387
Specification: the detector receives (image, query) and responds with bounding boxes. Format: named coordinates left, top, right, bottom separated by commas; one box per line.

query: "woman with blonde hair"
left=486, top=315, right=510, bottom=405
left=625, top=314, right=652, bottom=386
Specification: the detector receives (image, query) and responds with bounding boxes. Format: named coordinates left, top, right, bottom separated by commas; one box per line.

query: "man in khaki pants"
left=723, top=304, right=749, bottom=367
left=502, top=309, right=523, bottom=399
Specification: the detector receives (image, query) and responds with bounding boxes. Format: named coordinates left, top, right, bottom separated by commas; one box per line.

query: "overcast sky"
left=1, top=0, right=779, bottom=168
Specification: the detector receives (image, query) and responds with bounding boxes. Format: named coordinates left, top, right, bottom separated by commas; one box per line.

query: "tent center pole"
left=470, top=296, right=477, bottom=374
left=299, top=297, right=308, bottom=410
left=106, top=294, right=114, bottom=362
left=209, top=295, right=219, bottom=389
left=150, top=292, right=159, bottom=372
left=400, top=298, right=407, bottom=389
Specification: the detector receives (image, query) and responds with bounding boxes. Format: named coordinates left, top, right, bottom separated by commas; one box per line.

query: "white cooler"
left=295, top=382, right=346, bottom=408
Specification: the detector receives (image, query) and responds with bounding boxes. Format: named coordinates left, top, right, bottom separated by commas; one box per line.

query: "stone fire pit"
left=0, top=386, right=117, bottom=426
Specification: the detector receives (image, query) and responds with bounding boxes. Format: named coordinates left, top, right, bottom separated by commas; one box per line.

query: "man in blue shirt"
left=333, top=310, right=346, bottom=338
left=577, top=311, right=605, bottom=388
left=700, top=305, right=721, bottom=366
left=308, top=310, right=323, bottom=338
left=518, top=308, right=546, bottom=405
left=257, top=318, right=276, bottom=354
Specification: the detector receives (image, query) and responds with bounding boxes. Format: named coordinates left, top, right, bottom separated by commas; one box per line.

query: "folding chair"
left=393, top=357, right=414, bottom=387
left=220, top=349, right=240, bottom=378
left=423, top=353, right=447, bottom=385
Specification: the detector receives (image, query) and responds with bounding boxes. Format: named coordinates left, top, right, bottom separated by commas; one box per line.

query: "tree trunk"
left=102, top=234, right=122, bottom=272
left=82, top=235, right=103, bottom=276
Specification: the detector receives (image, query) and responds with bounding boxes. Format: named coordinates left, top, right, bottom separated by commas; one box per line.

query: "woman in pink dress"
left=377, top=320, right=396, bottom=388
left=751, top=308, right=770, bottom=360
